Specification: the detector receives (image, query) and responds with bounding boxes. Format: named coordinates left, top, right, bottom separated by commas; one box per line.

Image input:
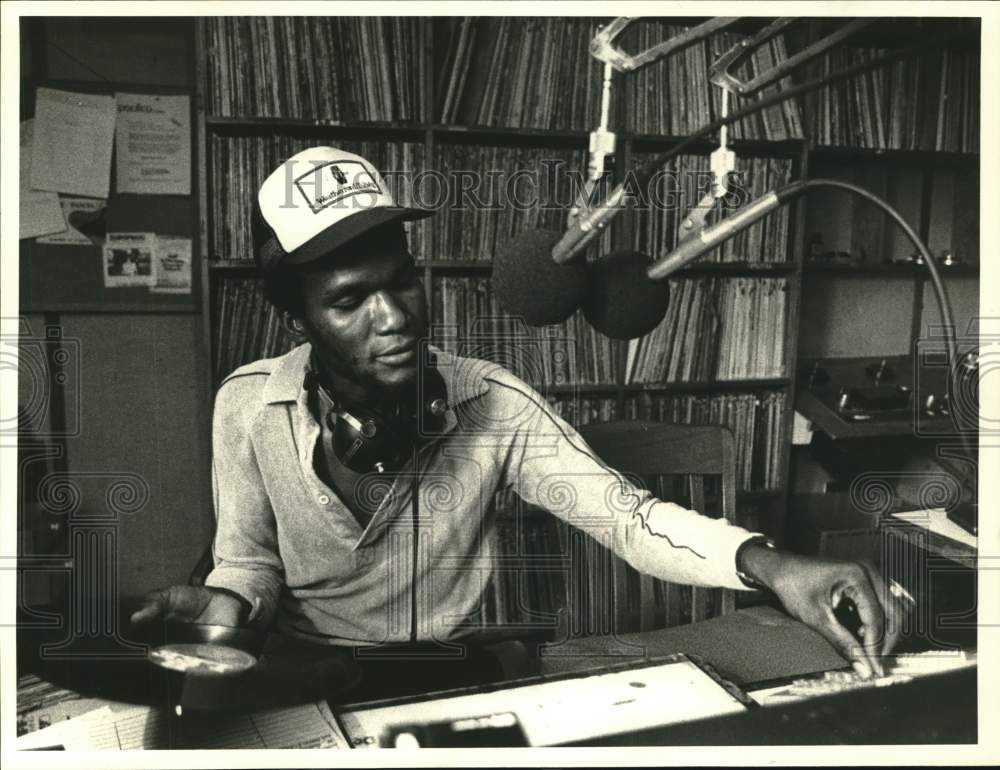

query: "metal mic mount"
left=556, top=17, right=879, bottom=267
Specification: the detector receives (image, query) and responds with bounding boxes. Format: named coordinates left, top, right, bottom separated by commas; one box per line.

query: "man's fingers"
left=130, top=589, right=169, bottom=625
left=819, top=605, right=873, bottom=678
left=843, top=577, right=885, bottom=677
left=859, top=562, right=905, bottom=657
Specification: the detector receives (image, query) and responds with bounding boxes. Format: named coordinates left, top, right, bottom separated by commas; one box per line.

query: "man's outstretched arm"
left=490, top=370, right=904, bottom=677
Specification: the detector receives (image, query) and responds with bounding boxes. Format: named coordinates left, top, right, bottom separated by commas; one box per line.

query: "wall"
left=798, top=275, right=916, bottom=358
left=798, top=154, right=980, bottom=360
left=20, top=18, right=212, bottom=599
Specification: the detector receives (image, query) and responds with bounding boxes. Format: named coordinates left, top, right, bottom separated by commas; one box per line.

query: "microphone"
left=647, top=189, right=789, bottom=281
left=492, top=229, right=590, bottom=325
left=551, top=183, right=628, bottom=264
left=583, top=251, right=670, bottom=340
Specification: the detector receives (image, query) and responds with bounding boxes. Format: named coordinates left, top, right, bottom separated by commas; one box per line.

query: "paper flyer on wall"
left=151, top=236, right=193, bottom=294
left=103, top=232, right=155, bottom=288
left=30, top=87, right=116, bottom=199
left=37, top=198, right=106, bottom=246
left=115, top=93, right=191, bottom=195
left=19, top=119, right=66, bottom=240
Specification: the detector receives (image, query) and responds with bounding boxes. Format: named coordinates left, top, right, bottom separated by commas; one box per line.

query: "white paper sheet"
left=890, top=508, right=977, bottom=549
left=115, top=93, right=191, bottom=195
left=103, top=232, right=155, bottom=288
left=18, top=700, right=349, bottom=751
left=30, top=88, right=116, bottom=199
left=20, top=119, right=67, bottom=240
left=37, top=197, right=106, bottom=246
left=151, top=236, right=192, bottom=293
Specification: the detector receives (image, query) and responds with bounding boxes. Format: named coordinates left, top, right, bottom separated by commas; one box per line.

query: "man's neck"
left=313, top=358, right=417, bottom=418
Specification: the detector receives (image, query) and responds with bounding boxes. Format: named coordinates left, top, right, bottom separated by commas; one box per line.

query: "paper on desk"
left=178, top=700, right=350, bottom=750
left=891, top=508, right=977, bottom=549
left=19, top=119, right=66, bottom=240
left=114, top=93, right=191, bottom=195
left=31, top=88, right=116, bottom=199
left=18, top=695, right=112, bottom=736
left=22, top=700, right=349, bottom=750
left=17, top=720, right=73, bottom=750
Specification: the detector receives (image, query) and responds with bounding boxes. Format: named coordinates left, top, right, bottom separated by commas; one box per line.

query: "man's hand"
left=129, top=585, right=246, bottom=627
left=740, top=546, right=905, bottom=678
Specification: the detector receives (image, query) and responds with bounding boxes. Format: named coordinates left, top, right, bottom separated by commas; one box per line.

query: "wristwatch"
left=735, top=535, right=778, bottom=591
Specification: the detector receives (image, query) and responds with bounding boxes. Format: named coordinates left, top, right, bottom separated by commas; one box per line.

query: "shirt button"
left=318, top=494, right=330, bottom=505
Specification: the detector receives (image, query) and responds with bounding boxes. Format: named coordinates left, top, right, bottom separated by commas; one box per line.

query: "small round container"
left=149, top=622, right=267, bottom=676
left=149, top=622, right=268, bottom=713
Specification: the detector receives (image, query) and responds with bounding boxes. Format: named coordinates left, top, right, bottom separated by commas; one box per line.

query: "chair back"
left=568, top=420, right=739, bottom=634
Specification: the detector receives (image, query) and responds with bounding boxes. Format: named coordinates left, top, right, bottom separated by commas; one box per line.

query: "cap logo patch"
left=294, top=160, right=382, bottom=214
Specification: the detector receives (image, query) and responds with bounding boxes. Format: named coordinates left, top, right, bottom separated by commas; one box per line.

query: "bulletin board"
left=19, top=81, right=199, bottom=314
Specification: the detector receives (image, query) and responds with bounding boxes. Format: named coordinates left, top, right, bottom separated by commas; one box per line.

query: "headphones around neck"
left=307, top=355, right=449, bottom=475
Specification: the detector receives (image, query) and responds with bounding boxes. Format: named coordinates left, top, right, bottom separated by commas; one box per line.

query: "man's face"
left=297, top=238, right=428, bottom=402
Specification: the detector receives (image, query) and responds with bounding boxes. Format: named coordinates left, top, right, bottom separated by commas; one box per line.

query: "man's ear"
left=281, top=312, right=307, bottom=341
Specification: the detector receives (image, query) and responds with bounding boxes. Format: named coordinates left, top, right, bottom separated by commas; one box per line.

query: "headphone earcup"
left=323, top=361, right=450, bottom=474
left=329, top=408, right=410, bottom=474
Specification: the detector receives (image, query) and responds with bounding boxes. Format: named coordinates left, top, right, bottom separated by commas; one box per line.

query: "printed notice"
left=151, top=236, right=193, bottom=294
left=103, top=232, right=155, bottom=288
left=37, top=198, right=106, bottom=246
left=115, top=93, right=191, bottom=195
left=30, top=88, right=116, bottom=199
left=20, top=119, right=67, bottom=240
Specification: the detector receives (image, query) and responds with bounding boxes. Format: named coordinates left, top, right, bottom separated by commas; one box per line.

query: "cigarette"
left=888, top=579, right=916, bottom=607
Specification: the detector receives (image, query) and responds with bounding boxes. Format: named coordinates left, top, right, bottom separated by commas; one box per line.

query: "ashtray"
left=149, top=622, right=266, bottom=677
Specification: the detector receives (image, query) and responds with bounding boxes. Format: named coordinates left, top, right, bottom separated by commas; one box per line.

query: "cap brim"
left=283, top=206, right=433, bottom=266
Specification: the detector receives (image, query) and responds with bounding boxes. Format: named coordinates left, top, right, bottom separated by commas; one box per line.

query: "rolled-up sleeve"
left=203, top=377, right=284, bottom=622
left=489, top=373, right=759, bottom=590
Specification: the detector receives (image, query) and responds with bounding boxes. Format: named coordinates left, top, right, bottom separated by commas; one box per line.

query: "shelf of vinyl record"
left=196, top=14, right=981, bottom=601
left=202, top=16, right=976, bottom=148
left=201, top=17, right=807, bottom=139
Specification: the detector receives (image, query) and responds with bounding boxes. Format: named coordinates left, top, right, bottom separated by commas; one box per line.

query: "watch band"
left=735, top=535, right=777, bottom=590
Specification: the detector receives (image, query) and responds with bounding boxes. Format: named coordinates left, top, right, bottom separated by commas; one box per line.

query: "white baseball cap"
left=252, top=146, right=432, bottom=271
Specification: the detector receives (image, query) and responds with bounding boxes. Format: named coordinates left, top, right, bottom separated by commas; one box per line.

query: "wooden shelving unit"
left=194, top=16, right=979, bottom=552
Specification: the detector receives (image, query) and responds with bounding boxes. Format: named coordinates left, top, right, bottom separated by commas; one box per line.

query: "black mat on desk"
left=539, top=606, right=847, bottom=685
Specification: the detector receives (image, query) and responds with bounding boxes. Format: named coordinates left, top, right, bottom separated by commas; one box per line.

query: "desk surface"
left=17, top=605, right=976, bottom=747
left=538, top=606, right=847, bottom=686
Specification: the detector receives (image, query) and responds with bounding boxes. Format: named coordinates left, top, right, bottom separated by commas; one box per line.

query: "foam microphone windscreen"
left=492, top=229, right=590, bottom=325
left=583, top=250, right=670, bottom=340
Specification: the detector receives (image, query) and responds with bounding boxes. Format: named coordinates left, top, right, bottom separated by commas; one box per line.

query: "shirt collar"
left=262, top=342, right=492, bottom=408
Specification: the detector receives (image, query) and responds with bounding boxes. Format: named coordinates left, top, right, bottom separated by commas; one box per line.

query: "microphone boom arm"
left=647, top=178, right=975, bottom=469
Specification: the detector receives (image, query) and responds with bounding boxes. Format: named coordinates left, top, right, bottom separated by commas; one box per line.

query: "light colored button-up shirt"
left=205, top=343, right=759, bottom=645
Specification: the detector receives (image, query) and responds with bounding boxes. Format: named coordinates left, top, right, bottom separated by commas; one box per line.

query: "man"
left=133, top=147, right=902, bottom=698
